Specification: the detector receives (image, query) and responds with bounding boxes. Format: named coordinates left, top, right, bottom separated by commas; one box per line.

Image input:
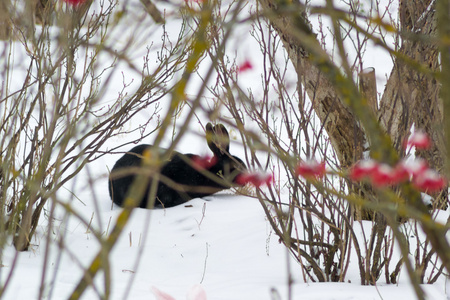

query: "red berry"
left=404, top=131, right=431, bottom=150
left=350, top=159, right=379, bottom=181
left=192, top=155, right=217, bottom=170
left=370, top=164, right=395, bottom=187
left=296, top=160, right=326, bottom=179
left=413, top=170, right=446, bottom=192
left=63, top=0, right=86, bottom=5
left=237, top=60, right=253, bottom=73
left=235, top=172, right=273, bottom=187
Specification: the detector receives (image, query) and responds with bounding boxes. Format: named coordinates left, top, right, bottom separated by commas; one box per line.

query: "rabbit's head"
left=205, top=123, right=246, bottom=183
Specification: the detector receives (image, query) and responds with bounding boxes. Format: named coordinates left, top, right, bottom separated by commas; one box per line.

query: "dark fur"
left=108, top=123, right=246, bottom=208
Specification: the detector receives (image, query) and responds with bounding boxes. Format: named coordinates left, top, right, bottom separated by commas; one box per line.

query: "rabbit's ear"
left=206, top=122, right=230, bottom=156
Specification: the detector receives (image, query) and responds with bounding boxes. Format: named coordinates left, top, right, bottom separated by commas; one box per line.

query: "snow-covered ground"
left=1, top=186, right=449, bottom=299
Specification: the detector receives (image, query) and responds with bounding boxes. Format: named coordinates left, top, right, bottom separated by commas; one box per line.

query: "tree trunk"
left=379, top=0, right=447, bottom=207
left=0, top=0, right=11, bottom=40
left=259, top=0, right=446, bottom=209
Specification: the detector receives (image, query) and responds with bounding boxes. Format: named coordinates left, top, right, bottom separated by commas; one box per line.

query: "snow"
left=1, top=184, right=449, bottom=299
left=421, top=193, right=434, bottom=206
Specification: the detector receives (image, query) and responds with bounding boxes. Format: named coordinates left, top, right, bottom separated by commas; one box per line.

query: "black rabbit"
left=108, top=123, right=246, bottom=208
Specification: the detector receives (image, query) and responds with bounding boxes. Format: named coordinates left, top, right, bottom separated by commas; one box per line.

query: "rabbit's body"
left=108, top=123, right=246, bottom=208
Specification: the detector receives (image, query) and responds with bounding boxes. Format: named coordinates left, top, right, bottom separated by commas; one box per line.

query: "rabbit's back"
left=113, top=144, right=150, bottom=168
left=108, top=144, right=151, bottom=207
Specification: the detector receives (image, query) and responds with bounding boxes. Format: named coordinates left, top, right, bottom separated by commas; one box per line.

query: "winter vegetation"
left=0, top=0, right=449, bottom=299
